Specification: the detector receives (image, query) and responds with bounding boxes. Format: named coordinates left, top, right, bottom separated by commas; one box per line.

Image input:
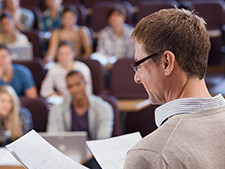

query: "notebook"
left=8, top=43, right=33, bottom=60
left=39, top=131, right=89, bottom=163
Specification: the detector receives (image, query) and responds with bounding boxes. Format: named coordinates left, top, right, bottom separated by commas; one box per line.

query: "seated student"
left=47, top=70, right=113, bottom=140
left=0, top=85, right=33, bottom=147
left=40, top=41, right=92, bottom=101
left=0, top=43, right=37, bottom=98
left=91, top=5, right=134, bottom=68
left=2, top=0, right=35, bottom=31
left=45, top=6, right=93, bottom=63
left=39, top=0, right=64, bottom=32
left=0, top=13, right=29, bottom=46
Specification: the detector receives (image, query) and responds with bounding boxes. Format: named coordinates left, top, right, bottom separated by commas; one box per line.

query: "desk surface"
left=0, top=167, right=25, bottom=169
left=118, top=99, right=150, bottom=112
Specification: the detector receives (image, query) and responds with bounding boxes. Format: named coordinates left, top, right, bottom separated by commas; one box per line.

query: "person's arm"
left=125, top=26, right=135, bottom=58
left=96, top=29, right=108, bottom=56
left=124, top=149, right=168, bottom=169
left=95, top=98, right=114, bottom=139
left=18, top=65, right=38, bottom=98
left=19, top=107, right=33, bottom=133
left=80, top=27, right=93, bottom=58
left=20, top=8, right=35, bottom=30
left=45, top=30, right=59, bottom=62
left=47, top=104, right=66, bottom=132
left=24, top=86, right=37, bottom=98
left=40, top=69, right=56, bottom=98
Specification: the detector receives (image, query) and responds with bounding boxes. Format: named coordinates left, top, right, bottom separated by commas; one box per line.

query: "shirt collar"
left=155, top=94, right=225, bottom=127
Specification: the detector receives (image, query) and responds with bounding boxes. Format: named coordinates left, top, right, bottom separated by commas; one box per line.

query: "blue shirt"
left=39, top=6, right=64, bottom=32
left=0, top=64, right=35, bottom=96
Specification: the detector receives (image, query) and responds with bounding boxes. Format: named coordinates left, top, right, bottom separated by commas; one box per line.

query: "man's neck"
left=112, top=24, right=123, bottom=37
left=167, top=77, right=211, bottom=103
left=50, top=7, right=59, bottom=18
left=72, top=96, right=89, bottom=116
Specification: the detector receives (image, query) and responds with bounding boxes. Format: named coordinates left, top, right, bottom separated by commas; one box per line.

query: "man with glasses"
left=124, top=8, right=225, bottom=168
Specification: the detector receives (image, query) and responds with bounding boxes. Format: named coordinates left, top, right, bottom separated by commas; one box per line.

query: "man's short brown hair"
left=132, top=8, right=210, bottom=79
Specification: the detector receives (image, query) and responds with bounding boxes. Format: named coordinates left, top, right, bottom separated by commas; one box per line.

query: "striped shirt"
left=97, top=23, right=135, bottom=59
left=155, top=94, right=225, bottom=127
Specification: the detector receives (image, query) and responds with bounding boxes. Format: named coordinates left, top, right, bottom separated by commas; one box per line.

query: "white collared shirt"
left=155, top=94, right=225, bottom=127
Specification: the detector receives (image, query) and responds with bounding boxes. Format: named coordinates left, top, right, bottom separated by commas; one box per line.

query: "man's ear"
left=161, top=51, right=175, bottom=76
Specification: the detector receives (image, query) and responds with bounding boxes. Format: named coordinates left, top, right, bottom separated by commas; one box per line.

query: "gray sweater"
left=47, top=95, right=114, bottom=140
left=124, top=105, right=225, bottom=169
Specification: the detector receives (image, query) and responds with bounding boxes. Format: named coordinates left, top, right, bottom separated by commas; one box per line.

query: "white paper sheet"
left=0, top=148, right=22, bottom=166
left=6, top=130, right=89, bottom=169
left=87, top=132, right=142, bottom=169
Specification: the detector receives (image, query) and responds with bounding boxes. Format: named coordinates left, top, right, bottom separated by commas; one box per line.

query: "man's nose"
left=134, top=72, right=141, bottom=84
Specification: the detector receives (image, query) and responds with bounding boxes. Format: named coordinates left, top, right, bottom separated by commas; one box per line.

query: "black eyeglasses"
left=131, top=53, right=159, bottom=72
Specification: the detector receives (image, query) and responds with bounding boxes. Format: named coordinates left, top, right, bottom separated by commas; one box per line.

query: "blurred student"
left=40, top=41, right=92, bottom=101
left=0, top=13, right=29, bottom=45
left=47, top=70, right=113, bottom=140
left=91, top=5, right=134, bottom=67
left=45, top=6, right=92, bottom=63
left=0, top=85, right=33, bottom=147
left=39, top=0, right=64, bottom=32
left=0, top=44, right=37, bottom=98
left=3, top=0, right=34, bottom=31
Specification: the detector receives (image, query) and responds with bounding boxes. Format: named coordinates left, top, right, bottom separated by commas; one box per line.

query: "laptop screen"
left=38, top=132, right=89, bottom=163
left=8, top=43, right=33, bottom=60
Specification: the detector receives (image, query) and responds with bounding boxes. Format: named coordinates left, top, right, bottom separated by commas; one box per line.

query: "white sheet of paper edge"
left=6, top=130, right=89, bottom=169
left=87, top=132, right=142, bottom=169
left=0, top=148, right=22, bottom=166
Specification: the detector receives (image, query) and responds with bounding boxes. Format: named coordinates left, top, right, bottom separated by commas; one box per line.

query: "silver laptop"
left=39, top=131, right=88, bottom=163
left=8, top=43, right=33, bottom=60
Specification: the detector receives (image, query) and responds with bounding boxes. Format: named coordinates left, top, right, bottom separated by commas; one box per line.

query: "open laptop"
left=8, top=43, right=33, bottom=60
left=39, top=131, right=89, bottom=163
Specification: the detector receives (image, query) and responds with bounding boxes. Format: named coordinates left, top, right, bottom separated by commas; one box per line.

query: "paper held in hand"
left=5, top=130, right=89, bottom=169
left=87, top=132, right=142, bottom=169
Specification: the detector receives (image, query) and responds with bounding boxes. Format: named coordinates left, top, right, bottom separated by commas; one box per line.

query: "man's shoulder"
left=89, top=95, right=111, bottom=109
left=89, top=95, right=104, bottom=104
left=125, top=127, right=170, bottom=169
left=51, top=98, right=72, bottom=113
left=13, top=64, right=31, bottom=74
left=130, top=119, right=181, bottom=153
left=73, top=61, right=89, bottom=70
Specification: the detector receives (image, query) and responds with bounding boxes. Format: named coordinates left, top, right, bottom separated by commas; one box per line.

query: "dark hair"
left=0, top=12, right=12, bottom=22
left=106, top=4, right=126, bottom=21
left=0, top=43, right=11, bottom=54
left=178, top=1, right=194, bottom=11
left=57, top=40, right=75, bottom=52
left=62, top=5, right=79, bottom=19
left=132, top=8, right=210, bottom=79
left=66, top=70, right=83, bottom=80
